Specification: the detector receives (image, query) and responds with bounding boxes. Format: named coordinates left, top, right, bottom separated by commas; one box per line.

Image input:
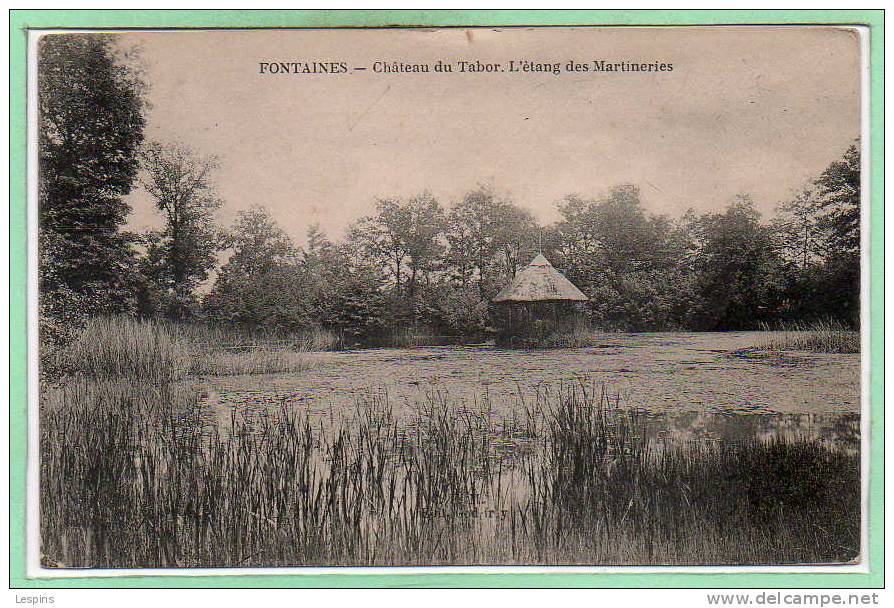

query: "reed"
left=504, top=318, right=606, bottom=349
left=377, top=326, right=448, bottom=348
left=59, top=316, right=193, bottom=383
left=50, top=316, right=324, bottom=382
left=756, top=319, right=860, bottom=354
left=40, top=380, right=859, bottom=567
left=164, top=322, right=344, bottom=352
left=189, top=350, right=312, bottom=377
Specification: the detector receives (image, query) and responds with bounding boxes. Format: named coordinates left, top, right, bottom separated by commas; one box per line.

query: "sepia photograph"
left=32, top=25, right=865, bottom=571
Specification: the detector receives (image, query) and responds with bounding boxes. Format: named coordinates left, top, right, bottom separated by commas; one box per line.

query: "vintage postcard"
left=15, top=14, right=881, bottom=588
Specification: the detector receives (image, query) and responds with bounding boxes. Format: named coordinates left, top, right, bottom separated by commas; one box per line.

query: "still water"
left=196, top=332, right=861, bottom=448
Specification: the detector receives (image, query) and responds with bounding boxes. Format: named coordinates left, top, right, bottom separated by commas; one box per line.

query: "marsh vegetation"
left=40, top=320, right=860, bottom=568
left=754, top=320, right=860, bottom=354
left=40, top=378, right=860, bottom=568
left=47, top=316, right=330, bottom=382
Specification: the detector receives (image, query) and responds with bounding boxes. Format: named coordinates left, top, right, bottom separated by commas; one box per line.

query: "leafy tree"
left=299, top=224, right=388, bottom=332
left=444, top=186, right=538, bottom=296
left=303, top=224, right=336, bottom=268
left=435, top=285, right=495, bottom=335
left=219, top=206, right=295, bottom=277
left=38, top=34, right=146, bottom=315
left=549, top=185, right=693, bottom=329
left=202, top=218, right=395, bottom=338
left=773, top=187, right=823, bottom=272
left=813, top=144, right=861, bottom=328
left=814, top=143, right=860, bottom=257
left=688, top=196, right=785, bottom=330
left=139, top=141, right=223, bottom=319
left=203, top=207, right=301, bottom=326
left=770, top=144, right=860, bottom=326
left=323, top=268, right=392, bottom=341
left=494, top=203, right=540, bottom=281
left=552, top=185, right=679, bottom=277
left=349, top=193, right=445, bottom=302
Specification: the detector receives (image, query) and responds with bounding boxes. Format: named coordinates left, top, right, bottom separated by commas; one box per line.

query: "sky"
left=114, top=26, right=862, bottom=244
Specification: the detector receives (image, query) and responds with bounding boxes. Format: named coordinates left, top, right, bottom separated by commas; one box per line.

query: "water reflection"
left=193, top=334, right=861, bottom=450
left=194, top=383, right=860, bottom=456
left=637, top=410, right=860, bottom=453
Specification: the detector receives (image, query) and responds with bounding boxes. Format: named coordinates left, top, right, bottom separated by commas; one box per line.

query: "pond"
left=196, top=331, right=861, bottom=447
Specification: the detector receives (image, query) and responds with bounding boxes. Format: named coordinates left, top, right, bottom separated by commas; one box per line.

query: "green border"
left=8, top=9, right=884, bottom=589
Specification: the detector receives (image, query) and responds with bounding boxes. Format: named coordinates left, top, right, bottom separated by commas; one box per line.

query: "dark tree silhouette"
left=38, top=34, right=146, bottom=315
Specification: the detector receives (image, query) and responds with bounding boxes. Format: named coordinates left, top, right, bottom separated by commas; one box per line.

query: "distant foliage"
left=686, top=196, right=787, bottom=330
left=348, top=193, right=446, bottom=299
left=772, top=143, right=861, bottom=327
left=814, top=144, right=861, bottom=256
left=444, top=185, right=539, bottom=296
left=432, top=285, right=491, bottom=336
left=203, top=206, right=302, bottom=327
left=197, top=144, right=860, bottom=340
left=545, top=185, right=695, bottom=331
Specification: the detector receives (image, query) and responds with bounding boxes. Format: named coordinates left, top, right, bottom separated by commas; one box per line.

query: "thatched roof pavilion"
left=491, top=254, right=587, bottom=346
left=493, top=253, right=587, bottom=303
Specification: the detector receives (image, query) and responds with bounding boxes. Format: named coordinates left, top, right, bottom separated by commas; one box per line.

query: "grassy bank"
left=50, top=317, right=328, bottom=381
left=40, top=380, right=859, bottom=567
left=755, top=320, right=860, bottom=354
left=48, top=317, right=490, bottom=382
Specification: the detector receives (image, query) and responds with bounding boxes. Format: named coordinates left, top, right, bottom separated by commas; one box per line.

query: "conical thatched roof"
left=493, top=254, right=588, bottom=303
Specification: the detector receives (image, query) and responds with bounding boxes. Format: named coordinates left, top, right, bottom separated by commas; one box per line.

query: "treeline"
left=38, top=35, right=860, bottom=349
left=198, top=168, right=859, bottom=340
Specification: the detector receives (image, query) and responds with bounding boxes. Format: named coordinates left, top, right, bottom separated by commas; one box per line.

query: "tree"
left=769, top=144, right=860, bottom=326
left=139, top=141, right=223, bottom=319
left=349, top=193, right=445, bottom=302
left=219, top=206, right=295, bottom=277
left=814, top=143, right=860, bottom=257
left=552, top=185, right=678, bottom=277
left=444, top=186, right=539, bottom=296
left=38, top=34, right=146, bottom=315
left=298, top=224, right=393, bottom=339
left=303, top=223, right=335, bottom=268
left=688, top=196, right=785, bottom=330
left=808, top=143, right=861, bottom=326
left=548, top=185, right=693, bottom=329
left=494, top=203, right=540, bottom=281
left=773, top=186, right=822, bottom=272
left=812, top=144, right=860, bottom=327
left=203, top=207, right=300, bottom=326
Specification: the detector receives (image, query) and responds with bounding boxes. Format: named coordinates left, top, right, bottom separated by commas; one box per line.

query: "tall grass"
left=50, top=316, right=323, bottom=382
left=60, top=317, right=193, bottom=383
left=40, top=380, right=859, bottom=567
left=190, top=350, right=311, bottom=376
left=164, top=322, right=343, bottom=352
left=756, top=319, right=860, bottom=354
left=371, top=326, right=477, bottom=348
left=536, top=323, right=603, bottom=349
